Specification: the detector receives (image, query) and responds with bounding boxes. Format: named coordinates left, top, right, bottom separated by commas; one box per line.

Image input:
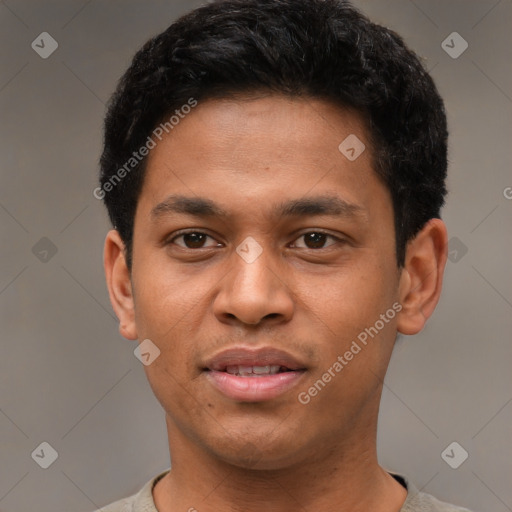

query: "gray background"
left=1, top=1, right=511, bottom=511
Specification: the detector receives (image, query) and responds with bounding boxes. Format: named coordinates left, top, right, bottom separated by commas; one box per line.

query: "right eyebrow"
left=151, top=195, right=229, bottom=220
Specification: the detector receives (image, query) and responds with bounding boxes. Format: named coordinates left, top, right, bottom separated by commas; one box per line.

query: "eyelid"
left=167, top=229, right=223, bottom=248
left=290, top=230, right=343, bottom=248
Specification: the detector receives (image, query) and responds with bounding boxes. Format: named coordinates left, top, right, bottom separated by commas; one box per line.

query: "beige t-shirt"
left=95, top=470, right=473, bottom=511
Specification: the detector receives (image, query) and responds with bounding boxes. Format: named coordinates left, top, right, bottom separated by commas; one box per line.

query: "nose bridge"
left=234, top=243, right=274, bottom=295
left=213, top=237, right=294, bottom=325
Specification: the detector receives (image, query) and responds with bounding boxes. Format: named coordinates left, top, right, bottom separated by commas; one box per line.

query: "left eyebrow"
left=275, top=195, right=365, bottom=219
left=150, top=194, right=366, bottom=221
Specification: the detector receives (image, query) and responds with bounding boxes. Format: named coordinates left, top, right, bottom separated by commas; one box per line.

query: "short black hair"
left=99, top=0, right=448, bottom=269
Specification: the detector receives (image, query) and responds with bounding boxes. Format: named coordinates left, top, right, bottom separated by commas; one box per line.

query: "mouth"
left=203, top=347, right=307, bottom=402
left=212, top=364, right=297, bottom=376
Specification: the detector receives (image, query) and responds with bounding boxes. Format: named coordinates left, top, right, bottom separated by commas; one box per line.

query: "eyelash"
left=167, top=230, right=343, bottom=250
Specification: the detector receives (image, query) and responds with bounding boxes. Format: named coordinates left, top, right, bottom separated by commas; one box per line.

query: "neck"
left=153, top=416, right=406, bottom=512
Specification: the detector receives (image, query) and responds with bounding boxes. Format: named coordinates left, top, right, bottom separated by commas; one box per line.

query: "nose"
left=212, top=244, right=294, bottom=327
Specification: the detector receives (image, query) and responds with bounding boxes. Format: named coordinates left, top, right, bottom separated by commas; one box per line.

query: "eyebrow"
left=150, top=194, right=365, bottom=221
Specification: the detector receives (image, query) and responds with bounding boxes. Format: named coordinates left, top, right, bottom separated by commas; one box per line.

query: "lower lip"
left=205, top=370, right=305, bottom=402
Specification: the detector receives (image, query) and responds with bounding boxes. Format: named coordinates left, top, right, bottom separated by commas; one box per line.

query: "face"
left=105, top=94, right=443, bottom=470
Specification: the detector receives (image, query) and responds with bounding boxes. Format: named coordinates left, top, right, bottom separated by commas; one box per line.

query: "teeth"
left=238, top=365, right=253, bottom=376
left=252, top=365, right=270, bottom=374
left=224, top=365, right=283, bottom=376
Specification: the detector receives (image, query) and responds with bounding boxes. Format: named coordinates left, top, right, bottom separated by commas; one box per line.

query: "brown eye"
left=171, top=232, right=220, bottom=249
left=293, top=232, right=338, bottom=249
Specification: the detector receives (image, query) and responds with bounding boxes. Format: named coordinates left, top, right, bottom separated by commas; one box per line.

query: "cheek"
left=130, top=270, right=207, bottom=403
left=298, top=261, right=396, bottom=340
left=294, top=269, right=398, bottom=427
left=143, top=360, right=209, bottom=437
left=131, top=258, right=205, bottom=340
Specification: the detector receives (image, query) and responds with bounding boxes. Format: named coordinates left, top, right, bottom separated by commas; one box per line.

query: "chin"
left=218, top=447, right=301, bottom=472
left=201, top=426, right=310, bottom=472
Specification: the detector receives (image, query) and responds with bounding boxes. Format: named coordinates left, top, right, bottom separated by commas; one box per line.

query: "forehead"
left=136, top=94, right=387, bottom=221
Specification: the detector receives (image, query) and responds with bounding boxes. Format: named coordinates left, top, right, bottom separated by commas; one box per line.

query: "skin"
left=104, top=94, right=448, bottom=512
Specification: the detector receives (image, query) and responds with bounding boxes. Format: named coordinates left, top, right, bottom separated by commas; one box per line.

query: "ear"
left=396, top=218, right=448, bottom=335
left=103, top=230, right=138, bottom=340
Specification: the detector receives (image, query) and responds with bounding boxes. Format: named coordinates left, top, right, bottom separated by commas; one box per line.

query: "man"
left=96, top=0, right=472, bottom=510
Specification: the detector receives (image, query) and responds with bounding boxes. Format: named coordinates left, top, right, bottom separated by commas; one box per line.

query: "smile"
left=203, top=347, right=307, bottom=402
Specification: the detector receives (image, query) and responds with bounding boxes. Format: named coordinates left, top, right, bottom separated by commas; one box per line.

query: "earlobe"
left=103, top=230, right=138, bottom=340
left=396, top=219, right=448, bottom=336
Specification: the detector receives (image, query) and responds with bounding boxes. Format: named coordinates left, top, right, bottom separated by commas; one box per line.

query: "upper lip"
left=203, top=346, right=306, bottom=372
